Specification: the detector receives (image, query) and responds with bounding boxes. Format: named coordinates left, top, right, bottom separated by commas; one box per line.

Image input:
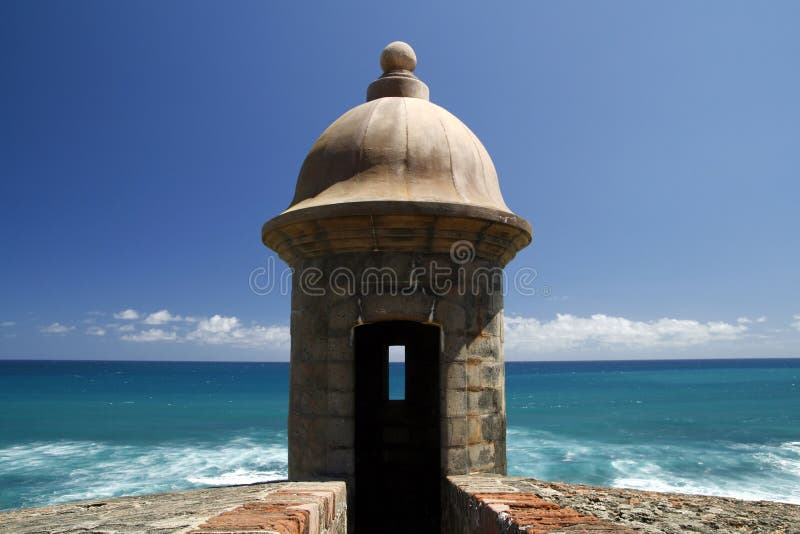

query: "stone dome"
left=287, top=96, right=511, bottom=213
left=263, top=42, right=531, bottom=266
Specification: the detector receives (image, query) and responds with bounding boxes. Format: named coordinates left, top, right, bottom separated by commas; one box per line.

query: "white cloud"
left=186, top=315, right=290, bottom=349
left=504, top=313, right=748, bottom=353
left=41, top=322, right=75, bottom=334
left=117, top=324, right=136, bottom=332
left=737, top=316, right=767, bottom=324
left=86, top=326, right=106, bottom=336
left=122, top=329, right=178, bottom=342
left=113, top=309, right=140, bottom=320
left=116, top=311, right=288, bottom=349
left=143, top=309, right=184, bottom=325
left=0, top=321, right=14, bottom=327
left=792, top=314, right=800, bottom=332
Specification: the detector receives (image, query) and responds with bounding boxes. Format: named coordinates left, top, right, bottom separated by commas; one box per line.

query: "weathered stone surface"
left=445, top=474, right=800, bottom=534
left=325, top=449, right=354, bottom=476
left=5, top=475, right=798, bottom=533
left=325, top=417, right=354, bottom=448
left=468, top=442, right=496, bottom=470
left=192, top=482, right=346, bottom=534
left=326, top=363, right=354, bottom=392
left=0, top=481, right=347, bottom=534
left=443, top=416, right=468, bottom=447
left=261, top=58, right=532, bottom=266
left=445, top=362, right=467, bottom=390
left=468, top=415, right=483, bottom=445
left=444, top=446, right=468, bottom=472
left=285, top=253, right=510, bottom=478
left=326, top=336, right=352, bottom=362
left=481, top=413, right=506, bottom=442
left=445, top=388, right=469, bottom=417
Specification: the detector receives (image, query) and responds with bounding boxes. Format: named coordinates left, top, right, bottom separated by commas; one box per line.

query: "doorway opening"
left=354, top=321, right=441, bottom=533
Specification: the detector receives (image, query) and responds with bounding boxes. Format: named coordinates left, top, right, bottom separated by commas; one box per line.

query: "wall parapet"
left=444, top=474, right=800, bottom=533
left=0, top=481, right=346, bottom=534
left=3, top=476, right=799, bottom=533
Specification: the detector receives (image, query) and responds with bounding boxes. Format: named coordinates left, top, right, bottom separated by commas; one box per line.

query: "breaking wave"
left=507, top=428, right=800, bottom=504
left=0, top=434, right=288, bottom=509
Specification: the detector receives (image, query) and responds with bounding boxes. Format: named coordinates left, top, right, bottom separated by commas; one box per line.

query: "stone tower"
left=262, top=42, right=531, bottom=532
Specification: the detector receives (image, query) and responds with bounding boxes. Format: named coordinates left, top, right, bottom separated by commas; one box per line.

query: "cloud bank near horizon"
left=504, top=314, right=748, bottom=354
left=11, top=307, right=794, bottom=360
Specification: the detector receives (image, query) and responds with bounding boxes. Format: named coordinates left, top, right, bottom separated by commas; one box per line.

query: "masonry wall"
left=443, top=475, right=800, bottom=533
left=0, top=481, right=347, bottom=534
left=287, top=252, right=508, bottom=490
left=5, top=476, right=798, bottom=533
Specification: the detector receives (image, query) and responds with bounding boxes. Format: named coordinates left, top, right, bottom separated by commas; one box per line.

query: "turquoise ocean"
left=1, top=359, right=798, bottom=510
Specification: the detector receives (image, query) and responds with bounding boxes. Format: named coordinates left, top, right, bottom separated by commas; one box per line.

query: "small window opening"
left=388, top=345, right=405, bottom=400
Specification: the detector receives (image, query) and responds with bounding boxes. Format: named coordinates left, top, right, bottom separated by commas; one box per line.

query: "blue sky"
left=1, top=1, right=798, bottom=361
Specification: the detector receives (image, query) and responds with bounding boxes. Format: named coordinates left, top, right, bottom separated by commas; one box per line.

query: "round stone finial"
left=380, top=41, right=417, bottom=73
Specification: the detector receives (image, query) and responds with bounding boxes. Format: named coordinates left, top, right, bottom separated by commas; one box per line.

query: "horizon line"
left=1, top=356, right=799, bottom=364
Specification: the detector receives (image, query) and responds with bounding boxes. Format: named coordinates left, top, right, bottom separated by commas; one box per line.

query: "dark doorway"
left=354, top=321, right=441, bottom=533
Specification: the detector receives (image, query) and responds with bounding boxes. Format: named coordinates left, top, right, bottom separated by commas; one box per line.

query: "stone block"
left=465, top=300, right=504, bottom=337
left=466, top=362, right=481, bottom=389
left=442, top=417, right=467, bottom=447
left=467, top=415, right=482, bottom=445
left=481, top=414, right=505, bottom=442
left=291, top=308, right=328, bottom=339
left=468, top=442, right=495, bottom=470
left=328, top=298, right=359, bottom=335
left=327, top=363, right=354, bottom=392
left=464, top=334, right=500, bottom=361
left=481, top=388, right=500, bottom=412
left=483, top=310, right=504, bottom=339
left=325, top=417, right=354, bottom=448
left=434, top=299, right=467, bottom=331
left=444, top=389, right=467, bottom=417
left=291, top=361, right=328, bottom=387
left=493, top=439, right=507, bottom=473
left=443, top=446, right=468, bottom=474
left=360, top=292, right=431, bottom=323
left=445, top=362, right=466, bottom=390
left=327, top=336, right=353, bottom=362
left=326, top=448, right=354, bottom=476
left=468, top=389, right=500, bottom=414
left=294, top=337, right=329, bottom=362
left=480, top=363, right=504, bottom=388
left=442, top=332, right=469, bottom=362
left=299, top=389, right=327, bottom=415
left=327, top=391, right=353, bottom=417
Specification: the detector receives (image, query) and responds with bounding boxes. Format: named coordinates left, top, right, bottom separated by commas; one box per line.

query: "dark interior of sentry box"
left=354, top=321, right=441, bottom=533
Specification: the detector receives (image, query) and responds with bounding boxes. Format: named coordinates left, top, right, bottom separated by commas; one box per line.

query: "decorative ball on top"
left=380, top=41, right=417, bottom=73
left=262, top=40, right=532, bottom=267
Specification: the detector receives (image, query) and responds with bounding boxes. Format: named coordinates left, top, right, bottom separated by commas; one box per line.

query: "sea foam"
left=507, top=428, right=800, bottom=505
left=0, top=434, right=288, bottom=509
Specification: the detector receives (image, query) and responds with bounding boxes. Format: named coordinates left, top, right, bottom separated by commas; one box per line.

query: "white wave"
left=611, top=454, right=800, bottom=504
left=187, top=467, right=285, bottom=486
left=507, top=427, right=800, bottom=505
left=756, top=441, right=800, bottom=476
left=0, top=435, right=288, bottom=509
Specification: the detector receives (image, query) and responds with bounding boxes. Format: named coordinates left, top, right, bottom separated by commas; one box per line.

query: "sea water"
left=0, top=359, right=798, bottom=510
